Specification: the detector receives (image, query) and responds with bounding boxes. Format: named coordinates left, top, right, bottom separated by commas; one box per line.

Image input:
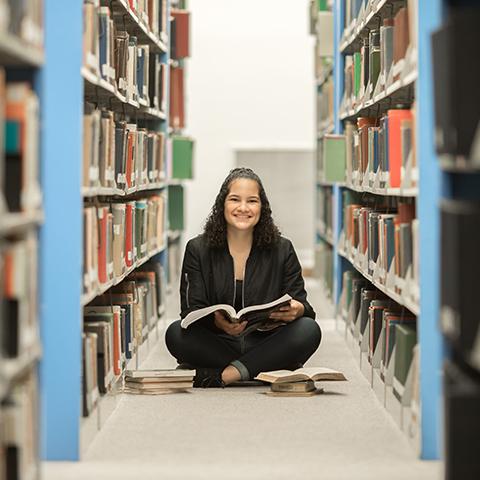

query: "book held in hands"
left=180, top=294, right=292, bottom=335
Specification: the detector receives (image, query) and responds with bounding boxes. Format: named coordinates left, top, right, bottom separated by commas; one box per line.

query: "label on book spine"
left=90, top=166, right=99, bottom=181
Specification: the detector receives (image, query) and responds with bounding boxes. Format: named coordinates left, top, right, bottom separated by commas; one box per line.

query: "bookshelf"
left=311, top=0, right=443, bottom=459
left=40, top=0, right=192, bottom=461
left=0, top=1, right=45, bottom=477
left=429, top=1, right=480, bottom=478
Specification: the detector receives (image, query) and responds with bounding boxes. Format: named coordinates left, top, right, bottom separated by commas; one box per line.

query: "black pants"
left=165, top=317, right=322, bottom=380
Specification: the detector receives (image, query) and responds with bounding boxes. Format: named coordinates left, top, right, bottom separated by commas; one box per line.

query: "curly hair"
left=204, top=167, right=281, bottom=248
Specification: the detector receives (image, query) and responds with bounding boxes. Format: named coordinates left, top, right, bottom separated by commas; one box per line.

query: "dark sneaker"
left=193, top=367, right=225, bottom=388
left=176, top=362, right=195, bottom=370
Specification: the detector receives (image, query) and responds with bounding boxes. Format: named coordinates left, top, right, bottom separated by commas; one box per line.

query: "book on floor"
left=124, top=369, right=195, bottom=382
left=180, top=294, right=292, bottom=335
left=123, top=369, right=194, bottom=395
left=255, top=366, right=347, bottom=384
left=271, top=380, right=316, bottom=393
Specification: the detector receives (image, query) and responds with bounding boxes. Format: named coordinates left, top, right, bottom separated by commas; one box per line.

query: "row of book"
left=82, top=263, right=166, bottom=416
left=341, top=268, right=417, bottom=401
left=314, top=239, right=334, bottom=300
left=0, top=75, right=42, bottom=214
left=343, top=5, right=412, bottom=104
left=83, top=104, right=166, bottom=192
left=1, top=234, right=38, bottom=362
left=0, top=370, right=38, bottom=480
left=83, top=195, right=165, bottom=296
left=123, top=0, right=168, bottom=38
left=0, top=0, right=43, bottom=49
left=316, top=185, right=333, bottom=241
left=342, top=192, right=418, bottom=290
left=83, top=2, right=167, bottom=110
left=319, top=106, right=416, bottom=190
left=316, top=75, right=334, bottom=134
left=344, top=107, right=416, bottom=189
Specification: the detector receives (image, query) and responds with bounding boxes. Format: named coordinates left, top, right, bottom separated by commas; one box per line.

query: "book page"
left=237, top=294, right=292, bottom=318
left=180, top=304, right=236, bottom=329
left=293, top=366, right=347, bottom=381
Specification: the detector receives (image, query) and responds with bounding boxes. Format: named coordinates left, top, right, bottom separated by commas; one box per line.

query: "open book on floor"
left=255, top=366, right=347, bottom=384
left=180, top=294, right=292, bottom=336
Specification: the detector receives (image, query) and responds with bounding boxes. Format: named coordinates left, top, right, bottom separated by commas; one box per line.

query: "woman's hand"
left=214, top=311, right=247, bottom=336
left=269, top=299, right=304, bottom=323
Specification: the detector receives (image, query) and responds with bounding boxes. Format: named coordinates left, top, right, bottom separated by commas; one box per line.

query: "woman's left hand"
left=269, top=299, right=304, bottom=323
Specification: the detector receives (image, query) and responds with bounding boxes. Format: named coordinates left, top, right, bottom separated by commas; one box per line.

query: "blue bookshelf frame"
left=40, top=0, right=83, bottom=460
left=417, top=0, right=445, bottom=460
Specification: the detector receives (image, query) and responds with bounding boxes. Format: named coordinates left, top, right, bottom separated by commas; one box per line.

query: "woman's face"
left=224, top=178, right=262, bottom=233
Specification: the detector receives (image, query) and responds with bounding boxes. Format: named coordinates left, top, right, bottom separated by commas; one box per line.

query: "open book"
left=255, top=366, right=347, bottom=384
left=180, top=294, right=292, bottom=336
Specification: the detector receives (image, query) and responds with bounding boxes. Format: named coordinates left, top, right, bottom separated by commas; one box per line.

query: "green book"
left=135, top=200, right=147, bottom=258
left=323, top=134, right=346, bottom=182
left=393, top=324, right=417, bottom=400
left=5, top=120, right=20, bottom=154
left=168, top=185, right=184, bottom=231
left=172, top=136, right=194, bottom=180
left=353, top=52, right=362, bottom=98
left=369, top=49, right=381, bottom=91
left=317, top=0, right=328, bottom=11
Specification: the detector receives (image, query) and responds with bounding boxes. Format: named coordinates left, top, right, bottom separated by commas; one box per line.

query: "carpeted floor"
left=43, top=279, right=441, bottom=480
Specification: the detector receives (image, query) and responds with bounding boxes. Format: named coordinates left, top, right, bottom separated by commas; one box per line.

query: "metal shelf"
left=0, top=210, right=44, bottom=236
left=0, top=341, right=42, bottom=400
left=82, top=182, right=167, bottom=198
left=0, top=32, right=44, bottom=66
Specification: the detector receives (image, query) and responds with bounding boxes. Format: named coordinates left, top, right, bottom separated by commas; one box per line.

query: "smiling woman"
left=165, top=168, right=322, bottom=388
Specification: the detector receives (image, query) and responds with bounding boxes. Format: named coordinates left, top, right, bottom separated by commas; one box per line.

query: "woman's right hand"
left=214, top=311, right=247, bottom=336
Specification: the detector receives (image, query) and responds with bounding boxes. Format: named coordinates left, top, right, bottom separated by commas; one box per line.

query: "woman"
left=165, top=168, right=321, bottom=387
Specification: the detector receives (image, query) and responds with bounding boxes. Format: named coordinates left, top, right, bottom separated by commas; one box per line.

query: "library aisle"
left=43, top=279, right=440, bottom=480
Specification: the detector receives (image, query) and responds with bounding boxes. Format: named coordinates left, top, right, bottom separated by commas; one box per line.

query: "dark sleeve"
left=179, top=239, right=220, bottom=331
left=282, top=240, right=316, bottom=320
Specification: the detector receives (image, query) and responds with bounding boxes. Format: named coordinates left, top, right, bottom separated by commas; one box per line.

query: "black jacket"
left=179, top=234, right=316, bottom=325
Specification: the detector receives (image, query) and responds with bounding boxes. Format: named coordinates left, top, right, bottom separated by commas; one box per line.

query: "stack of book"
left=255, top=367, right=346, bottom=397
left=123, top=369, right=195, bottom=394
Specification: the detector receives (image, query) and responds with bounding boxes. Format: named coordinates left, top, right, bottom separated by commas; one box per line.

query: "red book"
left=169, top=66, right=185, bottom=129
left=97, top=207, right=108, bottom=284
left=387, top=109, right=412, bottom=188
left=125, top=202, right=135, bottom=268
left=113, top=310, right=121, bottom=376
left=171, top=9, right=190, bottom=59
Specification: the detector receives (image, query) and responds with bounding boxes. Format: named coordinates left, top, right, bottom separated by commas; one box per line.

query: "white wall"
left=184, top=0, right=315, bottom=252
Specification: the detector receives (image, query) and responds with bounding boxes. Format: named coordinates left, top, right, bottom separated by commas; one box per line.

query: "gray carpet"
left=43, top=279, right=441, bottom=480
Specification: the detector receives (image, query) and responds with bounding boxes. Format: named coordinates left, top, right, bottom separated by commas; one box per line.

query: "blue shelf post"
left=417, top=0, right=445, bottom=460
left=332, top=0, right=345, bottom=306
left=40, top=0, right=83, bottom=460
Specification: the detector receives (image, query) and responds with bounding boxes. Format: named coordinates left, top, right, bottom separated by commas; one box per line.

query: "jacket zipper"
left=185, top=273, right=190, bottom=308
